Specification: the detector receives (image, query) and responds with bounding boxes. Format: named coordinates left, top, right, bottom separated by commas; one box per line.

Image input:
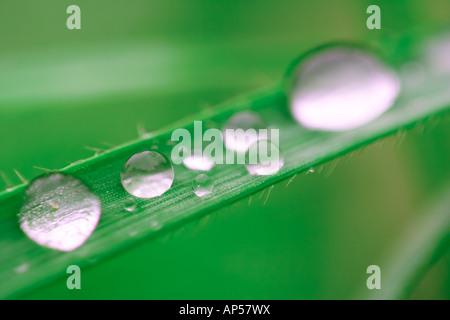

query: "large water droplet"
left=14, top=263, right=30, bottom=274
left=183, top=153, right=215, bottom=172
left=18, top=173, right=101, bottom=252
left=289, top=46, right=400, bottom=131
left=245, top=140, right=284, bottom=176
left=193, top=174, right=213, bottom=197
left=223, top=111, right=266, bottom=153
left=121, top=151, right=174, bottom=198
left=422, top=33, right=450, bottom=74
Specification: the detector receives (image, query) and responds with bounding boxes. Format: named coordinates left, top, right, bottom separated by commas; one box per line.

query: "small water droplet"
left=183, top=154, right=215, bottom=172
left=245, top=140, right=284, bottom=176
left=198, top=214, right=212, bottom=228
left=14, top=263, right=29, bottom=274
left=149, top=220, right=162, bottom=231
left=149, top=139, right=160, bottom=150
left=121, top=151, right=174, bottom=199
left=128, top=229, right=138, bottom=237
left=193, top=174, right=214, bottom=197
left=289, top=46, right=400, bottom=131
left=307, top=168, right=315, bottom=174
left=400, top=62, right=425, bottom=88
left=205, top=120, right=220, bottom=130
left=47, top=200, right=59, bottom=212
left=123, top=197, right=137, bottom=212
left=18, top=173, right=101, bottom=252
left=223, top=111, right=266, bottom=153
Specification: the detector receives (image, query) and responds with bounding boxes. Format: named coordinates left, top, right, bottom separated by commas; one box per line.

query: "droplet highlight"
left=121, top=151, right=174, bottom=199
left=149, top=220, right=163, bottom=231
left=183, top=154, right=215, bottom=172
left=193, top=174, right=214, bottom=197
left=18, top=173, right=101, bottom=252
left=289, top=46, right=400, bottom=131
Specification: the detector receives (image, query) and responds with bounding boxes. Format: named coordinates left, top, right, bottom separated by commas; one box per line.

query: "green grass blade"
left=1, top=32, right=450, bottom=298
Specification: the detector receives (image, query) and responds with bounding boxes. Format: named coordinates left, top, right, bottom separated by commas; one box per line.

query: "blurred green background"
left=1, top=0, right=449, bottom=299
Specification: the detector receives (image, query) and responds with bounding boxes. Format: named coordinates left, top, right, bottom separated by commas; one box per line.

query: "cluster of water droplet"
left=17, top=44, right=404, bottom=252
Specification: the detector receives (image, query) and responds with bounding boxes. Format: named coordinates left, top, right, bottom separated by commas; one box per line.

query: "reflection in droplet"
left=289, top=46, right=400, bottom=131
left=18, top=173, right=101, bottom=252
left=123, top=197, right=137, bottom=212
left=183, top=154, right=215, bottom=172
left=245, top=140, right=284, bottom=176
left=223, top=111, right=266, bottom=153
left=193, top=174, right=214, bottom=197
left=121, top=151, right=174, bottom=198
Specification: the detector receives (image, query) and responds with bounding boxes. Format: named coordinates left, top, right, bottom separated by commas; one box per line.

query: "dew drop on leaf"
left=289, top=46, right=400, bottom=131
left=121, top=151, right=174, bottom=199
left=193, top=174, right=214, bottom=197
left=18, top=173, right=101, bottom=252
left=245, top=139, right=284, bottom=176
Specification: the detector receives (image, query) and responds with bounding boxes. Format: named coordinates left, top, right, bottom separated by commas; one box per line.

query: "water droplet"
left=123, top=197, right=137, bottom=212
left=245, top=140, right=284, bottom=176
left=289, top=46, right=400, bottom=131
left=193, top=174, right=214, bottom=197
left=14, top=263, right=29, bottom=274
left=223, top=111, right=266, bottom=153
left=18, top=173, right=101, bottom=252
left=307, top=168, right=315, bottom=174
left=121, top=151, right=174, bottom=198
left=183, top=154, right=215, bottom=172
